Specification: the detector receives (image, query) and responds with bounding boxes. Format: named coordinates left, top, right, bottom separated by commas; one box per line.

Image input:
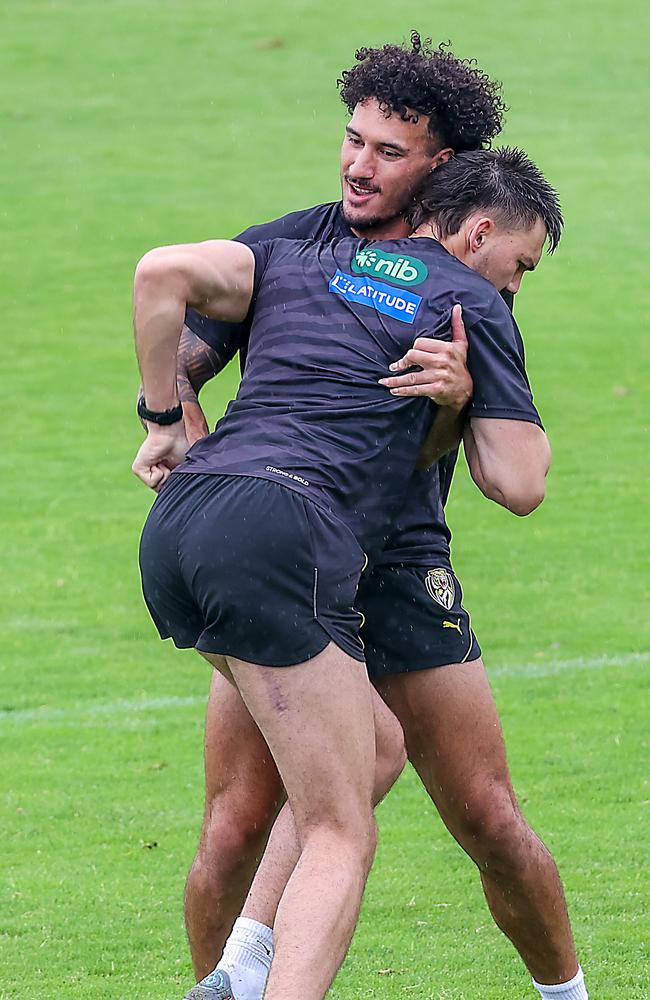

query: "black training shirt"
left=179, top=234, right=539, bottom=559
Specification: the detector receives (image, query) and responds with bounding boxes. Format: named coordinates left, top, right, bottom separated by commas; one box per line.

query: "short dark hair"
left=406, top=147, right=564, bottom=252
left=337, top=32, right=506, bottom=153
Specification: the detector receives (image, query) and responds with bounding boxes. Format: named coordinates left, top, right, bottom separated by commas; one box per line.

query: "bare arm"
left=415, top=406, right=466, bottom=470
left=176, top=324, right=225, bottom=403
left=463, top=417, right=551, bottom=516
left=132, top=240, right=255, bottom=488
left=134, top=240, right=254, bottom=410
left=176, top=325, right=228, bottom=443
left=136, top=325, right=224, bottom=442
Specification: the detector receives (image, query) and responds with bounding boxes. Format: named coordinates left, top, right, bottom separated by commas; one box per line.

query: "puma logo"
left=442, top=618, right=463, bottom=635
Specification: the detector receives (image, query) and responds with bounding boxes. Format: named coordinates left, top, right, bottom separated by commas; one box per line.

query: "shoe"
left=184, top=968, right=235, bottom=999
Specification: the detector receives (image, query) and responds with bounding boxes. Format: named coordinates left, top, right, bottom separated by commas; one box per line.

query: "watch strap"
left=137, top=395, right=183, bottom=426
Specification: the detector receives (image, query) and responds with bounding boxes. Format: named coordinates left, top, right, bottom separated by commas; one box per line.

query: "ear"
left=467, top=217, right=495, bottom=252
left=430, top=147, right=454, bottom=170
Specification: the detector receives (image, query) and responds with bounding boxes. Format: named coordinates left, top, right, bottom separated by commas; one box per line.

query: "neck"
left=411, top=221, right=470, bottom=265
left=348, top=217, right=412, bottom=241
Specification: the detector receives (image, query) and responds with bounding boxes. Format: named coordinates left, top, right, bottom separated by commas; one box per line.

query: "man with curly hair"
left=153, top=35, right=586, bottom=1000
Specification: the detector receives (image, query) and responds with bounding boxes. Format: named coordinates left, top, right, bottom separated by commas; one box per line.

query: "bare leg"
left=376, top=658, right=579, bottom=985
left=184, top=665, right=284, bottom=979
left=213, top=643, right=377, bottom=1000
left=241, top=687, right=406, bottom=928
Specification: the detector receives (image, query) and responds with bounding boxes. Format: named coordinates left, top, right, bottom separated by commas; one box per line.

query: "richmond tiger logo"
left=424, top=568, right=455, bottom=610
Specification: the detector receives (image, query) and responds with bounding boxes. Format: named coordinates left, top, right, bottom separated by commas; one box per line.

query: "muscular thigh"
left=212, top=643, right=376, bottom=831
left=375, top=658, right=515, bottom=831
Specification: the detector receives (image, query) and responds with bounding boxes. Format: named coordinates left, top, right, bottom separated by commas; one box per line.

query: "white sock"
left=210, top=917, right=274, bottom=1000
left=533, top=966, right=588, bottom=1000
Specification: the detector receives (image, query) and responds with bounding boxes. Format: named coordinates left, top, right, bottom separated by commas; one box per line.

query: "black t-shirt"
left=181, top=230, right=539, bottom=561
left=185, top=202, right=351, bottom=370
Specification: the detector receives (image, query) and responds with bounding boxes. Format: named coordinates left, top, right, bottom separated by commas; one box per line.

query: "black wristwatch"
left=137, top=395, right=183, bottom=426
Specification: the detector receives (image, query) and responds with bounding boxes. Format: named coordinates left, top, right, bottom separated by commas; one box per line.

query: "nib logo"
left=355, top=248, right=378, bottom=268
left=352, top=247, right=428, bottom=287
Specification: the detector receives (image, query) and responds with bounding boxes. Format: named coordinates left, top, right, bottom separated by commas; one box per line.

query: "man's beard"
left=341, top=181, right=413, bottom=234
left=342, top=202, right=407, bottom=232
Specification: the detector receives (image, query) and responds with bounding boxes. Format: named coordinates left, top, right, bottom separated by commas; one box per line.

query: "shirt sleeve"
left=183, top=205, right=338, bottom=357
left=465, top=293, right=542, bottom=427
left=247, top=240, right=275, bottom=299
left=183, top=226, right=275, bottom=360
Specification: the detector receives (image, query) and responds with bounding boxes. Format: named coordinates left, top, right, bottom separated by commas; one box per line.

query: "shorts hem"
left=313, top=616, right=366, bottom=665
left=367, top=641, right=481, bottom=680
left=195, top=626, right=360, bottom=668
left=165, top=633, right=201, bottom=650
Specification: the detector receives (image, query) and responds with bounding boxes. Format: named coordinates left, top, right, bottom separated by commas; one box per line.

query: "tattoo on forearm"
left=176, top=325, right=226, bottom=403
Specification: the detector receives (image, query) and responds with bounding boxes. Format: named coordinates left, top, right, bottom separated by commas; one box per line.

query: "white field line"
left=0, top=651, right=647, bottom=726
left=0, top=694, right=205, bottom=725
left=488, top=650, right=649, bottom=679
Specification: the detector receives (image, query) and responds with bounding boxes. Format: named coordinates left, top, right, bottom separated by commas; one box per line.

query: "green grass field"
left=2, top=1, right=649, bottom=997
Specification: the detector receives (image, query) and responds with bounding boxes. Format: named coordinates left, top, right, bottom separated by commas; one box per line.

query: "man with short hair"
left=134, top=148, right=585, bottom=1000
left=146, top=36, right=587, bottom=1000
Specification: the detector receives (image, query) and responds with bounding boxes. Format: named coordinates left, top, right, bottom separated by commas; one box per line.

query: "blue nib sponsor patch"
left=329, top=270, right=422, bottom=324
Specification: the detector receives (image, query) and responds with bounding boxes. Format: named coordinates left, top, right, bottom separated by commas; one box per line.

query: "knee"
left=195, top=783, right=284, bottom=875
left=452, top=787, right=532, bottom=871
left=302, top=812, right=378, bottom=873
left=296, top=774, right=378, bottom=867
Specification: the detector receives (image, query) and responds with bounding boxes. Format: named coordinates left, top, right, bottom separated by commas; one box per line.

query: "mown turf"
left=1, top=1, right=649, bottom=997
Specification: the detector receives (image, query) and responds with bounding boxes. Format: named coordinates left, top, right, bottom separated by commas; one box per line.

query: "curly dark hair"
left=338, top=32, right=506, bottom=153
left=406, top=147, right=564, bottom=252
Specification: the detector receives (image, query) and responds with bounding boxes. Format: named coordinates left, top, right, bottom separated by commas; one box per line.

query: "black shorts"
left=139, top=473, right=366, bottom=666
left=357, top=563, right=481, bottom=679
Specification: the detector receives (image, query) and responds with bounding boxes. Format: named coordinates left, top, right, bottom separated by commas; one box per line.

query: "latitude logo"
left=351, top=247, right=428, bottom=287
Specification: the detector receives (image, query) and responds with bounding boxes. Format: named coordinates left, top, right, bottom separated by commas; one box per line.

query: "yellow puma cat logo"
left=442, top=618, right=463, bottom=635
